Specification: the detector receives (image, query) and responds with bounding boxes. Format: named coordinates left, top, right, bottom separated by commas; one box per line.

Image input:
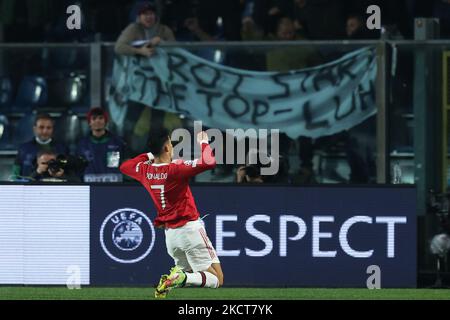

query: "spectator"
left=195, top=0, right=244, bottom=41
left=266, top=17, right=321, bottom=70
left=176, top=12, right=217, bottom=60
left=252, top=0, right=296, bottom=36
left=76, top=107, right=126, bottom=182
left=129, top=0, right=164, bottom=25
left=183, top=16, right=215, bottom=41
left=114, top=1, right=175, bottom=57
left=114, top=1, right=179, bottom=154
left=346, top=14, right=364, bottom=38
left=292, top=0, right=346, bottom=40
left=30, top=150, right=83, bottom=182
left=12, top=113, right=68, bottom=180
left=345, top=14, right=380, bottom=39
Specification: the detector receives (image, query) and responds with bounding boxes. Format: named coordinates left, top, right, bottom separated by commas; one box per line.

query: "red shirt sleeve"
left=119, top=153, right=150, bottom=181
left=171, top=142, right=216, bottom=179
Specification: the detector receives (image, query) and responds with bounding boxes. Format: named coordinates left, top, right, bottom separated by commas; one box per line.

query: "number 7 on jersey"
left=150, top=185, right=166, bottom=209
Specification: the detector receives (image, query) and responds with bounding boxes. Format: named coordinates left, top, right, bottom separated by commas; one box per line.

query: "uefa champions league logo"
left=100, top=208, right=155, bottom=263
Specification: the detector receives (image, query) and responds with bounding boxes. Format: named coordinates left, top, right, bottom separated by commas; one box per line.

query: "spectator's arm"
left=191, top=28, right=214, bottom=41
left=114, top=24, right=143, bottom=56
left=184, top=18, right=214, bottom=41
left=161, top=25, right=176, bottom=41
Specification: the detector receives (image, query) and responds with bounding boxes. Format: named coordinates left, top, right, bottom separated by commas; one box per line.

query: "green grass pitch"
left=1, top=287, right=450, bottom=300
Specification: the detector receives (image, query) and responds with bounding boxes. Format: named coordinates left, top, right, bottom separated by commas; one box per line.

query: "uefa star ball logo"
left=112, top=220, right=143, bottom=251
left=100, top=208, right=155, bottom=263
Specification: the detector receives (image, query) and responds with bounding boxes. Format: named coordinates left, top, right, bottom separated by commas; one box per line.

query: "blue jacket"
left=76, top=131, right=126, bottom=176
left=15, top=139, right=68, bottom=177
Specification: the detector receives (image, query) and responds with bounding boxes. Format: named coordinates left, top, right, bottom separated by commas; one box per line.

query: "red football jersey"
left=120, top=142, right=216, bottom=228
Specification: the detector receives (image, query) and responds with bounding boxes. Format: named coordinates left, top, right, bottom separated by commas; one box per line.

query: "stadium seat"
left=70, top=104, right=91, bottom=115
left=12, top=76, right=48, bottom=112
left=10, top=112, right=35, bottom=146
left=45, top=47, right=79, bottom=71
left=47, top=74, right=86, bottom=108
left=103, top=77, right=111, bottom=104
left=0, top=114, right=12, bottom=149
left=0, top=76, right=13, bottom=111
left=54, top=113, right=81, bottom=152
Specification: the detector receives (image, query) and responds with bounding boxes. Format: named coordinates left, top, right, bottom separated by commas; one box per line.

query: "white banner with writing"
left=109, top=47, right=377, bottom=138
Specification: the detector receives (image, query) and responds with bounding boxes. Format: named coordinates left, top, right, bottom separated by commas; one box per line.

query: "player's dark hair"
left=147, top=129, right=170, bottom=156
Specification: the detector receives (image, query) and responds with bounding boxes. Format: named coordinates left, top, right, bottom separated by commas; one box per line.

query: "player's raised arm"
left=119, top=152, right=153, bottom=181
left=173, top=131, right=216, bottom=178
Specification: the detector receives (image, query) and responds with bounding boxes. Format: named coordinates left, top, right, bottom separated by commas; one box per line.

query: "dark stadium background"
left=0, top=0, right=450, bottom=300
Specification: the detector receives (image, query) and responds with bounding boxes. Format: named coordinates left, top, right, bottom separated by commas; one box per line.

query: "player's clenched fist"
left=197, top=131, right=209, bottom=144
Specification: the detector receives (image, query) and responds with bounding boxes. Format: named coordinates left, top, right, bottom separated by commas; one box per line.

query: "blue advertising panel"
left=91, top=186, right=172, bottom=286
left=91, top=185, right=416, bottom=287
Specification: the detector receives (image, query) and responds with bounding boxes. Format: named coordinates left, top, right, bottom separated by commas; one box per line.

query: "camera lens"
left=47, top=159, right=61, bottom=172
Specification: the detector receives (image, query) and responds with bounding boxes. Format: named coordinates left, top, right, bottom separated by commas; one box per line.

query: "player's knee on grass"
left=214, top=264, right=224, bottom=287
left=207, top=264, right=224, bottom=287
left=217, top=273, right=224, bottom=287
left=214, top=269, right=224, bottom=287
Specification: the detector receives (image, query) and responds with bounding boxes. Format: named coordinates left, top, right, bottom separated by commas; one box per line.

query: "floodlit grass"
left=1, top=287, right=449, bottom=300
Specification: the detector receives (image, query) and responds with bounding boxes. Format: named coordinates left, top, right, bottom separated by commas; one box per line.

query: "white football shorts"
left=165, top=219, right=220, bottom=272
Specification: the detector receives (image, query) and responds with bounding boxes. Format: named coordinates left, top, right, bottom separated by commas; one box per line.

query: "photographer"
left=429, top=191, right=450, bottom=255
left=30, top=150, right=87, bottom=183
left=428, top=191, right=450, bottom=287
left=236, top=165, right=264, bottom=184
left=12, top=113, right=68, bottom=180
left=235, top=149, right=289, bottom=184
